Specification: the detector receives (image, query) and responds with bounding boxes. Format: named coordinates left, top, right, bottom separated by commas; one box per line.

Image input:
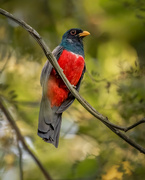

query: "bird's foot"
left=72, top=85, right=76, bottom=89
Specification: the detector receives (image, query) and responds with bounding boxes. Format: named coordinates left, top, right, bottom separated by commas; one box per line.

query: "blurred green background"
left=0, top=0, right=145, bottom=179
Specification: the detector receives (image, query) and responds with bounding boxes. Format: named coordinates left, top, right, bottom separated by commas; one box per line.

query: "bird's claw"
left=72, top=85, right=76, bottom=89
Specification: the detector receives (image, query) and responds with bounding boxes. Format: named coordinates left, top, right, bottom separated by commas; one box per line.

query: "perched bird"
left=38, top=28, right=90, bottom=147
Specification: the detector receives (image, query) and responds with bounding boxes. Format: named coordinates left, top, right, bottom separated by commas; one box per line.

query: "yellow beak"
left=79, top=31, right=90, bottom=37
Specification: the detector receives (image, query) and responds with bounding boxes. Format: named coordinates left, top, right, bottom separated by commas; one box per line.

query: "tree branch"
left=0, top=8, right=127, bottom=131
left=17, top=139, right=23, bottom=180
left=0, top=97, right=53, bottom=180
left=0, top=8, right=145, bottom=154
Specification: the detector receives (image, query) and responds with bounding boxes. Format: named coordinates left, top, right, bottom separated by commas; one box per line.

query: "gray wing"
left=38, top=45, right=64, bottom=129
left=52, top=45, right=64, bottom=61
left=40, top=45, right=64, bottom=87
left=56, top=64, right=86, bottom=114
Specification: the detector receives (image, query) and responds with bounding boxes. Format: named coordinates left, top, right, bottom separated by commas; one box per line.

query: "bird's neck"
left=60, top=39, right=84, bottom=57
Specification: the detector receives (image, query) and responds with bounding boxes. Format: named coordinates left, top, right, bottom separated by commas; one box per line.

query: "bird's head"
left=62, top=28, right=90, bottom=42
left=60, top=28, right=90, bottom=56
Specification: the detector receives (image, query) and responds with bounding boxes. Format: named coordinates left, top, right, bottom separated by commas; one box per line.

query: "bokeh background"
left=0, top=0, right=145, bottom=179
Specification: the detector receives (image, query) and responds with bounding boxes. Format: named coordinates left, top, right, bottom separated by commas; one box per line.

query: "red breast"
left=47, top=50, right=85, bottom=107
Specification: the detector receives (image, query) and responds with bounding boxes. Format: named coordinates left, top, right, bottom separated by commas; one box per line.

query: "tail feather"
left=38, top=98, right=62, bottom=147
left=38, top=97, right=53, bottom=132
left=38, top=114, right=62, bottom=148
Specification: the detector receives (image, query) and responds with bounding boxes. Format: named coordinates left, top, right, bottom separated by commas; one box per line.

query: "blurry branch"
left=0, top=51, right=12, bottom=74
left=0, top=97, right=53, bottom=180
left=17, top=139, right=23, bottom=180
left=0, top=58, right=8, bottom=73
left=86, top=69, right=106, bottom=83
left=0, top=8, right=145, bottom=155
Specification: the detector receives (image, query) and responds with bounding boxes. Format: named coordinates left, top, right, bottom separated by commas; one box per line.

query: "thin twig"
left=0, top=97, right=52, bottom=180
left=0, top=8, right=145, bottom=154
left=17, top=139, right=23, bottom=180
left=125, top=118, right=145, bottom=132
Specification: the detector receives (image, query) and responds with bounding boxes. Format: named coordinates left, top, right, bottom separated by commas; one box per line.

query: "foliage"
left=0, top=0, right=145, bottom=180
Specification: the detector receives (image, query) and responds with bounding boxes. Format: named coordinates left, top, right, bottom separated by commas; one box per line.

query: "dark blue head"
left=60, top=28, right=90, bottom=57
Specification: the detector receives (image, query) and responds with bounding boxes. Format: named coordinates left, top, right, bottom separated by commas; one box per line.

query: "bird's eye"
left=70, top=30, right=76, bottom=35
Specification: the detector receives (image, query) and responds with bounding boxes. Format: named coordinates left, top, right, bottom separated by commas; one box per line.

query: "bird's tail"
left=38, top=97, right=62, bottom=148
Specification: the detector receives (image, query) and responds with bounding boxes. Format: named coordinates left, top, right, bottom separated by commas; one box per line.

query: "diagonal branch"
left=0, top=8, right=145, bottom=154
left=0, top=8, right=126, bottom=131
left=0, top=97, right=53, bottom=180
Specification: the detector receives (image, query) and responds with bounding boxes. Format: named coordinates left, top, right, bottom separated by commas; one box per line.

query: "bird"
left=38, top=28, right=90, bottom=148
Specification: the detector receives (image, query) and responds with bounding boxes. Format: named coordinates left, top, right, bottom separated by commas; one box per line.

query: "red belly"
left=47, top=50, right=84, bottom=107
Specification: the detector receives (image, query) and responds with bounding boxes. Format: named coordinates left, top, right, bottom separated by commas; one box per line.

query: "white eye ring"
left=70, top=30, right=76, bottom=35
